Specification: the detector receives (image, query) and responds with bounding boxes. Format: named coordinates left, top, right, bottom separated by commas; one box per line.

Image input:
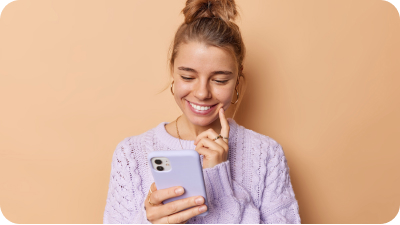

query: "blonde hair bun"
left=182, top=0, right=238, bottom=24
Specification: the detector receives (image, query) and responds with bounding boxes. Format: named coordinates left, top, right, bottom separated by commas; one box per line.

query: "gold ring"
left=213, top=134, right=222, bottom=141
left=148, top=190, right=157, bottom=206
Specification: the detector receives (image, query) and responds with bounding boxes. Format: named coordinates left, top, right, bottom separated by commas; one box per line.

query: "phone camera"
left=155, top=159, right=162, bottom=165
left=156, top=166, right=164, bottom=171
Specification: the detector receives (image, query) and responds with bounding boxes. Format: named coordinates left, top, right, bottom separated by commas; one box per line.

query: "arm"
left=201, top=160, right=261, bottom=224
left=103, top=138, right=151, bottom=224
left=193, top=110, right=261, bottom=223
left=259, top=142, right=301, bottom=224
left=198, top=141, right=301, bottom=223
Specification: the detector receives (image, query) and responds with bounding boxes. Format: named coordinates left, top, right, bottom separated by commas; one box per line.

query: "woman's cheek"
left=215, top=90, right=233, bottom=105
left=175, top=82, right=191, bottom=96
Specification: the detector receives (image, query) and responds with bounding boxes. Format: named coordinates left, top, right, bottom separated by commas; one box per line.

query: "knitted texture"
left=103, top=118, right=301, bottom=224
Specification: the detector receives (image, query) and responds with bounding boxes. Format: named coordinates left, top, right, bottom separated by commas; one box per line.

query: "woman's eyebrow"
left=211, top=70, right=233, bottom=76
left=178, top=66, right=197, bottom=73
left=178, top=66, right=233, bottom=75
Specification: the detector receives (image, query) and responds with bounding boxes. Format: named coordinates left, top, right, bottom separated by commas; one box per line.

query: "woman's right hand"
left=144, top=182, right=208, bottom=224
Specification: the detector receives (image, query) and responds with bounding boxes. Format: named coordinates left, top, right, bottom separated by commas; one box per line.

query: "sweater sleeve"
left=259, top=142, right=301, bottom=224
left=103, top=138, right=151, bottom=224
left=201, top=160, right=261, bottom=224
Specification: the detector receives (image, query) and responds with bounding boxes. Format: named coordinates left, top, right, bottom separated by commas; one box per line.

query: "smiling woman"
left=103, top=0, right=301, bottom=224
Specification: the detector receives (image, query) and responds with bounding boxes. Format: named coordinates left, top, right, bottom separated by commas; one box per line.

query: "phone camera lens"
left=156, top=166, right=164, bottom=171
left=155, top=159, right=162, bottom=165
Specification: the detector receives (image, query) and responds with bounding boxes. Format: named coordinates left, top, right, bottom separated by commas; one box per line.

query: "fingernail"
left=195, top=197, right=204, bottom=205
left=199, top=205, right=207, bottom=212
left=175, top=188, right=184, bottom=195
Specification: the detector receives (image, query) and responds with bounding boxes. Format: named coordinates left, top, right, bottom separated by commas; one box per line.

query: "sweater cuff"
left=202, top=160, right=233, bottom=201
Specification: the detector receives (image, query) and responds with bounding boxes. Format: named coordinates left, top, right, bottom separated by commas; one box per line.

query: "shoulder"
left=235, top=123, right=286, bottom=160
left=112, top=126, right=157, bottom=158
left=245, top=128, right=279, bottom=146
left=235, top=122, right=282, bottom=149
left=115, top=133, right=146, bottom=151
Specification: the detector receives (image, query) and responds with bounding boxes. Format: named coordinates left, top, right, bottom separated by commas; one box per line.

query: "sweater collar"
left=154, top=118, right=239, bottom=150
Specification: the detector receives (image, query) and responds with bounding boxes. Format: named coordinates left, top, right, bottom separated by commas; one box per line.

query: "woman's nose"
left=194, top=81, right=211, bottom=100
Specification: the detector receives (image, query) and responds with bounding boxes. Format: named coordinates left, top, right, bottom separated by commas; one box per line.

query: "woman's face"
left=172, top=41, right=238, bottom=127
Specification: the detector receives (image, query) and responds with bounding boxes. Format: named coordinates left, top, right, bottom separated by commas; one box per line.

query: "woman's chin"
left=186, top=115, right=218, bottom=127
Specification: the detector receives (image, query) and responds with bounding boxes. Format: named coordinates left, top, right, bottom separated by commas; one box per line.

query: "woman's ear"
left=236, top=75, right=241, bottom=88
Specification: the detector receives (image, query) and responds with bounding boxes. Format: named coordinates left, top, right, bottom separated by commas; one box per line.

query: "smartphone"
left=148, top=150, right=209, bottom=216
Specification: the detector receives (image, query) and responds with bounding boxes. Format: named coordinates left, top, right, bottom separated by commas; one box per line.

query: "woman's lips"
left=186, top=100, right=218, bottom=115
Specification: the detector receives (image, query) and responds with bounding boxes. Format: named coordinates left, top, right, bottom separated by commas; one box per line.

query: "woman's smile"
left=186, top=100, right=218, bottom=115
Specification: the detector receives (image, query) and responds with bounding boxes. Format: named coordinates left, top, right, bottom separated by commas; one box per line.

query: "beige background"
left=0, top=0, right=399, bottom=223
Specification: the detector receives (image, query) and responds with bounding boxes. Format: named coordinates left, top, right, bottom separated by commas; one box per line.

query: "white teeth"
left=190, top=102, right=211, bottom=111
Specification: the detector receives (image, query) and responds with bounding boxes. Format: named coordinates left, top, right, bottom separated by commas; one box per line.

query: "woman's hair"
left=160, top=0, right=247, bottom=119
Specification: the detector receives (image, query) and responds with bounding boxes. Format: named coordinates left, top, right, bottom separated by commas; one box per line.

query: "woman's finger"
left=195, top=142, right=228, bottom=169
left=145, top=184, right=184, bottom=208
left=157, top=195, right=205, bottom=219
left=195, top=146, right=218, bottom=159
left=145, top=185, right=188, bottom=222
left=196, top=136, right=228, bottom=152
left=219, top=108, right=230, bottom=144
left=148, top=183, right=158, bottom=204
left=145, top=183, right=158, bottom=207
left=164, top=204, right=208, bottom=224
left=194, top=108, right=229, bottom=145
left=150, top=182, right=157, bottom=192
left=194, top=128, right=218, bottom=145
left=194, top=128, right=227, bottom=148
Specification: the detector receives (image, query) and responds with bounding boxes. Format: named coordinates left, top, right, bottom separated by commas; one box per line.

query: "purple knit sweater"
left=103, top=118, right=301, bottom=224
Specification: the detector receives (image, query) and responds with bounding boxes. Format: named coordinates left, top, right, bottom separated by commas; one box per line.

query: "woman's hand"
left=144, top=182, right=207, bottom=224
left=194, top=108, right=230, bottom=169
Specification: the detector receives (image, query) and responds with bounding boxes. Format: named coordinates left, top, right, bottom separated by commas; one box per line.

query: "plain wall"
left=0, top=0, right=399, bottom=223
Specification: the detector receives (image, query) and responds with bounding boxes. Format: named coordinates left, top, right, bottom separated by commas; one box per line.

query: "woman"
left=103, top=0, right=301, bottom=223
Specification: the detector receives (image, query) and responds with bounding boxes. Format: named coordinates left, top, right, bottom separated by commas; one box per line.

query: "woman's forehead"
left=175, top=42, right=237, bottom=71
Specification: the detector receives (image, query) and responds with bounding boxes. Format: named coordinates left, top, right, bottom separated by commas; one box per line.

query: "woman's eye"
left=181, top=76, right=193, bottom=80
left=180, top=76, right=228, bottom=84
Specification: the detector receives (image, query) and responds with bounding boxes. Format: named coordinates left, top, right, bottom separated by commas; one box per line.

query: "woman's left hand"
left=194, top=108, right=230, bottom=169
